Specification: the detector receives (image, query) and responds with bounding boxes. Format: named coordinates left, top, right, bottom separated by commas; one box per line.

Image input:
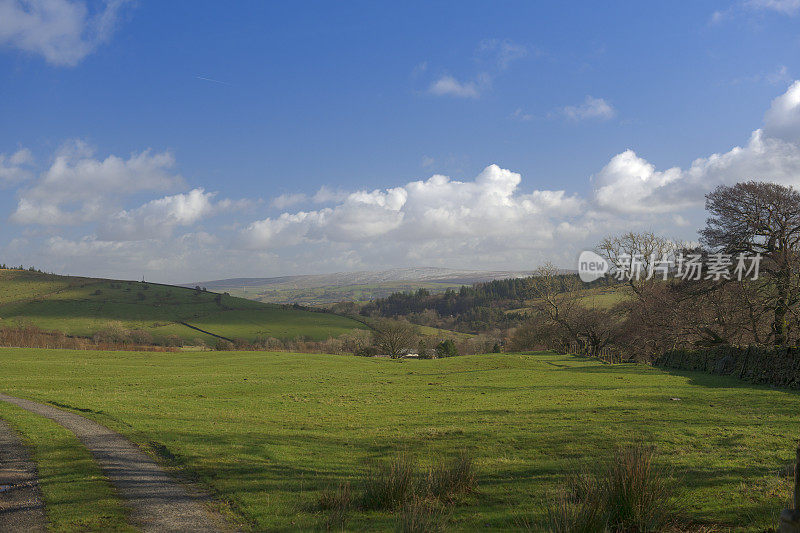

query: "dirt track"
left=0, top=393, right=233, bottom=533
left=0, top=418, right=46, bottom=532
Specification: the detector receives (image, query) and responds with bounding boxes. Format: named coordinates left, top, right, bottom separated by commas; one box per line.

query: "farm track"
left=0, top=419, right=46, bottom=532
left=0, top=393, right=234, bottom=533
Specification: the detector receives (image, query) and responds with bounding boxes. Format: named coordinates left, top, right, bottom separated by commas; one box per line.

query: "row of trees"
left=514, top=181, right=800, bottom=360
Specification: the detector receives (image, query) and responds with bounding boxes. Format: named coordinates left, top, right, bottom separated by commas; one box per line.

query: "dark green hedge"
left=655, top=346, right=800, bottom=389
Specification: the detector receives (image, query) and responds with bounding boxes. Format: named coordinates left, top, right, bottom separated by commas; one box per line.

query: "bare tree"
left=372, top=319, right=419, bottom=358
left=596, top=231, right=678, bottom=298
left=701, top=181, right=800, bottom=345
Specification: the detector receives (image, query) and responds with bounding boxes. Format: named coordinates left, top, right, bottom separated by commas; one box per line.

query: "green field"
left=0, top=269, right=366, bottom=343
left=0, top=348, right=795, bottom=530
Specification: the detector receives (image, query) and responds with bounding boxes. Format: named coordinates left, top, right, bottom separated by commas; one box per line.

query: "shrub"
left=435, top=339, right=458, bottom=358
left=129, top=329, right=154, bottom=345
left=214, top=338, right=235, bottom=351
left=93, top=321, right=131, bottom=344
left=163, top=334, right=183, bottom=347
left=355, top=346, right=379, bottom=357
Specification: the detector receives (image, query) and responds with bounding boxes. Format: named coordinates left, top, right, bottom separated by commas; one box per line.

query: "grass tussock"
left=424, top=449, right=476, bottom=501
left=361, top=453, right=417, bottom=510
left=396, top=496, right=450, bottom=533
left=317, top=482, right=353, bottom=531
left=544, top=444, right=677, bottom=532
left=318, top=451, right=476, bottom=530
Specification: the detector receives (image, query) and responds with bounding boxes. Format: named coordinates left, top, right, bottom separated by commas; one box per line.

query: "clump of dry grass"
left=318, top=451, right=477, bottom=529
left=317, top=482, right=353, bottom=530
left=544, top=444, right=677, bottom=532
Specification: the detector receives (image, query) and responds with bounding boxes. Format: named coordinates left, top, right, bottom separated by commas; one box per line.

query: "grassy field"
left=0, top=348, right=796, bottom=530
left=0, top=269, right=367, bottom=343
left=507, top=285, right=634, bottom=315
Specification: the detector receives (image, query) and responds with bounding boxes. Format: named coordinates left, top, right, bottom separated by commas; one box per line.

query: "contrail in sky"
left=195, top=76, right=232, bottom=86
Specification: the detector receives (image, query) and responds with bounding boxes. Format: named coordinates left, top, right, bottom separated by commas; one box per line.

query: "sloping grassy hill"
left=0, top=269, right=366, bottom=343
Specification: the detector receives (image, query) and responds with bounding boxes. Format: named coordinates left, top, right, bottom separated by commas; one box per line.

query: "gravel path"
left=0, top=393, right=233, bottom=533
left=0, top=419, right=47, bottom=532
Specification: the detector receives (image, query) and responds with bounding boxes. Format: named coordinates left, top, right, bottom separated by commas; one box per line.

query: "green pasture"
left=0, top=348, right=795, bottom=530
left=0, top=270, right=367, bottom=343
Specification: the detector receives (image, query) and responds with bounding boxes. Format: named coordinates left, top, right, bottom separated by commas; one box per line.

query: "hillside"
left=0, top=269, right=366, bottom=344
left=184, top=267, right=536, bottom=305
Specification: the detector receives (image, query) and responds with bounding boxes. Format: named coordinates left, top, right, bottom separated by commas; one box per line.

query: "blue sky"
left=3, top=0, right=800, bottom=282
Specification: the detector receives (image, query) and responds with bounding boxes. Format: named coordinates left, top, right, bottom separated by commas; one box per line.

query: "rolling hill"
left=0, top=269, right=367, bottom=344
left=185, top=267, right=537, bottom=305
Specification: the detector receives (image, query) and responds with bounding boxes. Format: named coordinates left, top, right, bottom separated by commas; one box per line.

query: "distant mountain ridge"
left=182, top=268, right=537, bottom=305
left=184, top=268, right=536, bottom=291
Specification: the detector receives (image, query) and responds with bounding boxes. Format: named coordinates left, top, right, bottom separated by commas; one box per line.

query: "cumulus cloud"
left=562, top=96, right=616, bottom=121
left=240, top=165, right=584, bottom=259
left=11, top=140, right=183, bottom=225
left=99, top=188, right=225, bottom=241
left=0, top=0, right=130, bottom=66
left=593, top=81, right=800, bottom=213
left=0, top=148, right=34, bottom=186
left=11, top=80, right=800, bottom=282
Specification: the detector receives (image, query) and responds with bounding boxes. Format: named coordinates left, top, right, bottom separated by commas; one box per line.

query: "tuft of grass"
left=424, top=449, right=476, bottom=501
left=544, top=444, right=677, bottom=532
left=361, top=453, right=417, bottom=510
left=395, top=496, right=450, bottom=533
left=543, top=489, right=605, bottom=533
left=318, top=482, right=353, bottom=531
left=603, top=444, right=676, bottom=530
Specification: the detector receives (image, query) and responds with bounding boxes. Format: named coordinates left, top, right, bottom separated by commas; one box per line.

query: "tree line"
left=512, top=180, right=800, bottom=361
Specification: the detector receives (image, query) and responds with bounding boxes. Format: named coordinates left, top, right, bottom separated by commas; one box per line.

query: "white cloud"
left=0, top=148, right=34, bottom=186
left=11, top=140, right=183, bottom=225
left=593, top=81, right=800, bottom=213
left=510, top=108, right=534, bottom=121
left=0, top=0, right=130, bottom=66
left=12, top=81, right=800, bottom=282
left=240, top=165, right=584, bottom=259
left=764, top=80, right=800, bottom=142
left=746, top=0, right=800, bottom=14
left=428, top=74, right=486, bottom=99
left=271, top=192, right=307, bottom=209
left=563, top=96, right=616, bottom=121
left=477, top=39, right=528, bottom=70
left=99, top=188, right=222, bottom=241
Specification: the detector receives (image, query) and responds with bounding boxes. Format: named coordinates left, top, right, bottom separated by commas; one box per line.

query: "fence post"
left=781, top=443, right=800, bottom=533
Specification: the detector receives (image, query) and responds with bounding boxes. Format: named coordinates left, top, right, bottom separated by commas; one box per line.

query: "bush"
left=163, top=334, right=183, bottom=347
left=214, top=338, right=235, bottom=351
left=355, top=346, right=379, bottom=357
left=435, top=339, right=458, bottom=358
left=129, top=329, right=153, bottom=345
left=543, top=444, right=676, bottom=532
